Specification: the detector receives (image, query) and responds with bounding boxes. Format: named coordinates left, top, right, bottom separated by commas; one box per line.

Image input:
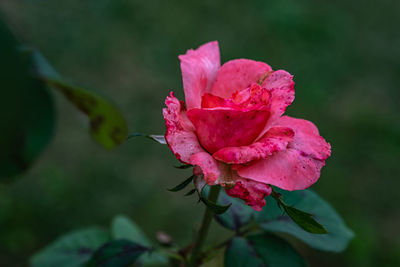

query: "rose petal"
left=231, top=83, right=272, bottom=109
left=213, top=126, right=294, bottom=164
left=278, top=116, right=331, bottom=161
left=235, top=150, right=326, bottom=191
left=225, top=178, right=272, bottom=211
left=187, top=108, right=270, bottom=154
left=210, top=59, right=272, bottom=98
left=179, top=41, right=220, bottom=109
left=201, top=93, right=240, bottom=109
left=235, top=116, right=331, bottom=191
left=163, top=92, right=204, bottom=163
left=262, top=70, right=295, bottom=125
left=202, top=83, right=272, bottom=111
left=190, top=152, right=232, bottom=185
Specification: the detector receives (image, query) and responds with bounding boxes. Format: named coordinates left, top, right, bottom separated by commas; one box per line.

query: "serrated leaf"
left=26, top=49, right=128, bottom=150
left=257, top=189, right=354, bottom=252
left=168, top=175, right=194, bottom=192
left=214, top=189, right=255, bottom=231
left=225, top=234, right=307, bottom=267
left=86, top=239, right=148, bottom=267
left=110, top=215, right=151, bottom=246
left=271, top=189, right=327, bottom=234
left=283, top=205, right=327, bottom=234
left=30, top=227, right=109, bottom=267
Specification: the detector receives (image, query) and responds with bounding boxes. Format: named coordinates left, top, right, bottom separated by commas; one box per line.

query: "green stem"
left=187, top=185, right=221, bottom=267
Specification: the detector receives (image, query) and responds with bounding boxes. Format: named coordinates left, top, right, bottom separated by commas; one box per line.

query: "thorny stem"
left=187, top=185, right=221, bottom=267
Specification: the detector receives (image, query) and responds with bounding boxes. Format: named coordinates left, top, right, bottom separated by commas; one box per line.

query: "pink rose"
left=163, top=41, right=331, bottom=211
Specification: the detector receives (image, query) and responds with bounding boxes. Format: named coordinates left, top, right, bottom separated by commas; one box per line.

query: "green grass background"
left=0, top=0, right=399, bottom=266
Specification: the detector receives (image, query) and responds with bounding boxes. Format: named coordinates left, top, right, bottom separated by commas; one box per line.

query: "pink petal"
left=278, top=116, right=331, bottom=160
left=190, top=152, right=231, bottom=185
left=201, top=93, right=240, bottom=109
left=210, top=59, right=272, bottom=98
left=163, top=92, right=233, bottom=185
left=261, top=70, right=295, bottom=125
left=179, top=41, right=221, bottom=109
left=202, top=84, right=272, bottom=111
left=225, top=178, right=272, bottom=211
left=163, top=92, right=204, bottom=163
left=187, top=108, right=270, bottom=154
left=213, top=126, right=294, bottom=164
left=235, top=116, right=331, bottom=191
left=235, top=149, right=326, bottom=191
left=231, top=83, right=272, bottom=111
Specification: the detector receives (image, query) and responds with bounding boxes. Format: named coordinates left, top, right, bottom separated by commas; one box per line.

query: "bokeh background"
left=1, top=0, right=399, bottom=266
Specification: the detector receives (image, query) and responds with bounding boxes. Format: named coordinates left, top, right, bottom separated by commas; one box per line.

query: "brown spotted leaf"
left=28, top=49, right=129, bottom=149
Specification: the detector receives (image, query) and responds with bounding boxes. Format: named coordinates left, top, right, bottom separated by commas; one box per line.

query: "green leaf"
left=127, top=133, right=166, bottom=144
left=201, top=196, right=232, bottom=215
left=26, top=49, right=129, bottom=150
left=225, top=234, right=307, bottom=267
left=0, top=20, right=55, bottom=181
left=137, top=251, right=169, bottom=266
left=214, top=189, right=255, bottom=231
left=110, top=215, right=169, bottom=266
left=86, top=239, right=148, bottom=267
left=184, top=188, right=197, bottom=196
left=168, top=175, right=194, bottom=192
left=110, top=215, right=151, bottom=246
left=30, top=227, right=109, bottom=267
left=271, top=190, right=327, bottom=234
left=248, top=233, right=308, bottom=266
left=257, top=189, right=354, bottom=252
left=45, top=78, right=129, bottom=150
left=283, top=205, right=327, bottom=234
left=224, top=237, right=264, bottom=267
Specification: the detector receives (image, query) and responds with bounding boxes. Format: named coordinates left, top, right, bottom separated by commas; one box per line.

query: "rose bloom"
left=163, top=41, right=331, bottom=211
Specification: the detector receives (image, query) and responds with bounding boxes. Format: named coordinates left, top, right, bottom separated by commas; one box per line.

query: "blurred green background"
left=0, top=0, right=399, bottom=266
